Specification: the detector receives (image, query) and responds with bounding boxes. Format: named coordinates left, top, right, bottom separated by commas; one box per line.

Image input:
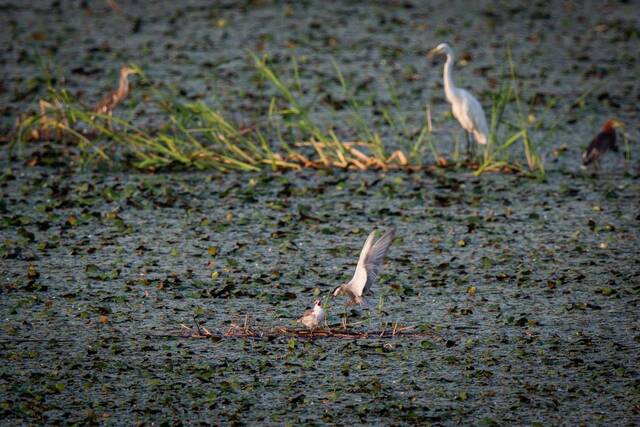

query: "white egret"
left=428, top=43, right=489, bottom=157
left=297, top=299, right=325, bottom=330
left=333, top=227, right=396, bottom=307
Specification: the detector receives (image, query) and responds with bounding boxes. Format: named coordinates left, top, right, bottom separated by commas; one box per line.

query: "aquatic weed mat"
left=2, top=161, right=639, bottom=424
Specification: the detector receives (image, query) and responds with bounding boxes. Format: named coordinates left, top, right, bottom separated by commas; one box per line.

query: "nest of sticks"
left=176, top=318, right=444, bottom=341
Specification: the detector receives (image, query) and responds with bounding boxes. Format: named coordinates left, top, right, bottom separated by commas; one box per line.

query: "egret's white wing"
left=349, top=231, right=376, bottom=297
left=460, top=89, right=489, bottom=144
left=358, top=228, right=396, bottom=295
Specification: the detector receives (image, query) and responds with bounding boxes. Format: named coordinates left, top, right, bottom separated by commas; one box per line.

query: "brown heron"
left=93, top=65, right=138, bottom=127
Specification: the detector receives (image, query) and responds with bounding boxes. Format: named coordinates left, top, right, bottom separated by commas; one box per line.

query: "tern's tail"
left=355, top=296, right=370, bottom=309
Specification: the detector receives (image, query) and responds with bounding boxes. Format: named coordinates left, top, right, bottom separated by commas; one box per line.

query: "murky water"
left=1, top=0, right=640, bottom=425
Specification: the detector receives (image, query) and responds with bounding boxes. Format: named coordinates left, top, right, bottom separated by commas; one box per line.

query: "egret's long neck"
left=443, top=53, right=461, bottom=104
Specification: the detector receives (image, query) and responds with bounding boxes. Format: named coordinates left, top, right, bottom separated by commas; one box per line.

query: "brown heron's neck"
left=117, top=74, right=130, bottom=99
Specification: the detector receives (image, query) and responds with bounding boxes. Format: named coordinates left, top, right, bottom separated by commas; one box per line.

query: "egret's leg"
left=465, top=132, right=469, bottom=156
left=471, top=135, right=477, bottom=160
left=465, top=132, right=473, bottom=160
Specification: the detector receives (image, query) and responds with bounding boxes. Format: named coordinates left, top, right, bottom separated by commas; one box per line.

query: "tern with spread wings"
left=333, top=227, right=396, bottom=307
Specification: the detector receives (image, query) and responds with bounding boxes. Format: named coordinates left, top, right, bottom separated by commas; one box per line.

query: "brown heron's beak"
left=122, top=65, right=141, bottom=76
left=610, top=119, right=624, bottom=128
left=427, top=47, right=441, bottom=60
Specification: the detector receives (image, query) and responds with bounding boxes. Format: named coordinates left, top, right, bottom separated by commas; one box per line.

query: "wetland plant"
left=475, top=49, right=545, bottom=177
left=14, top=52, right=548, bottom=175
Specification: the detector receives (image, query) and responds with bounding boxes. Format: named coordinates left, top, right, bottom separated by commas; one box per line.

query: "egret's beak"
left=427, top=47, right=441, bottom=60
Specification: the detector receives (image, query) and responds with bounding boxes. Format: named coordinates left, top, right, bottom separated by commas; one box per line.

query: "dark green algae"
left=1, top=163, right=639, bottom=424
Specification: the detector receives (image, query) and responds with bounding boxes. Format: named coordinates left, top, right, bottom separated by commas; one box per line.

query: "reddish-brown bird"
left=93, top=66, right=138, bottom=121
left=582, top=119, right=623, bottom=167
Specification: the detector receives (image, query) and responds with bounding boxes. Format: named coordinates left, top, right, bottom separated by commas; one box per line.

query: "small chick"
left=297, top=299, right=325, bottom=330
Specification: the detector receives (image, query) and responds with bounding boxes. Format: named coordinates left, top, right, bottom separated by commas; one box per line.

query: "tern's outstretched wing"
left=349, top=231, right=376, bottom=297
left=356, top=231, right=376, bottom=271
left=352, top=228, right=396, bottom=296
left=363, top=227, right=396, bottom=294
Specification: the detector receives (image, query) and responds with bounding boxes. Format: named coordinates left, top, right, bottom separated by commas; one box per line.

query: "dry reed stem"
left=336, top=148, right=348, bottom=166
left=350, top=158, right=367, bottom=170
left=346, top=146, right=373, bottom=164
left=387, top=150, right=408, bottom=166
